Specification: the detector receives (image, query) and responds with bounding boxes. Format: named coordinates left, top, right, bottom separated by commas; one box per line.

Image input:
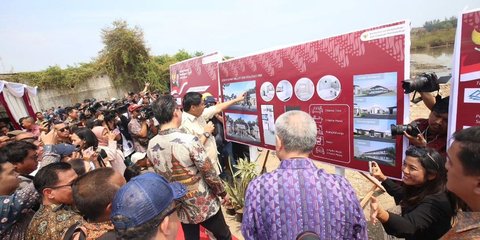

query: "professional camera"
left=138, top=106, right=154, bottom=120
left=390, top=121, right=421, bottom=137
left=402, top=73, right=440, bottom=94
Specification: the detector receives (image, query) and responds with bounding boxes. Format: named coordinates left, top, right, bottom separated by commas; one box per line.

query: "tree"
left=98, top=20, right=151, bottom=89
left=151, top=49, right=205, bottom=92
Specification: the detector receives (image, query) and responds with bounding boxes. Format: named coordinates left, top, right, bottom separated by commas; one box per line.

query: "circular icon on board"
left=260, top=82, right=275, bottom=102
left=276, top=80, right=293, bottom=102
left=294, top=77, right=315, bottom=101
left=317, top=75, right=341, bottom=101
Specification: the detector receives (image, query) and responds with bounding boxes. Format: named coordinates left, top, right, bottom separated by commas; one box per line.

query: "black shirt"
left=381, top=179, right=454, bottom=240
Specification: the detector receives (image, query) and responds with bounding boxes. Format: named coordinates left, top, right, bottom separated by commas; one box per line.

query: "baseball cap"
left=130, top=152, right=147, bottom=165
left=128, top=104, right=142, bottom=112
left=204, top=96, right=216, bottom=105
left=111, top=173, right=186, bottom=230
left=54, top=143, right=76, bottom=157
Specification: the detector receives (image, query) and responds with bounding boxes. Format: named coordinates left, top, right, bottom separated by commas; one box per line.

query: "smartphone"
left=369, top=161, right=375, bottom=174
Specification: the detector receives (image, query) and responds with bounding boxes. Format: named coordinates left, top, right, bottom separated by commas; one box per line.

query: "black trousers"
left=181, top=208, right=232, bottom=240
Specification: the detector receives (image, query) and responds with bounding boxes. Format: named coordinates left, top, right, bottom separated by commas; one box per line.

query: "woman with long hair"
left=71, top=127, right=104, bottom=171
left=370, top=146, right=455, bottom=240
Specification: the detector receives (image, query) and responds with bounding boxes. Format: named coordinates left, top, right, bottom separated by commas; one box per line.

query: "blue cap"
left=54, top=143, right=76, bottom=157
left=204, top=96, right=216, bottom=104
left=111, top=173, right=186, bottom=230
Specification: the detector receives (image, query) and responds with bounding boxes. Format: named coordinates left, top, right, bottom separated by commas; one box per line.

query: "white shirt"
left=180, top=106, right=221, bottom=175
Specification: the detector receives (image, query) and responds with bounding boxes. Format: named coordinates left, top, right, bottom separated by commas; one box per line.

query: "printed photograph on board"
left=260, top=82, right=275, bottom=102
left=223, top=80, right=257, bottom=112
left=354, top=138, right=396, bottom=166
left=317, top=75, right=342, bottom=101
left=276, top=80, right=293, bottom=102
left=225, top=113, right=261, bottom=144
left=294, top=77, right=315, bottom=101
left=261, top=105, right=276, bottom=146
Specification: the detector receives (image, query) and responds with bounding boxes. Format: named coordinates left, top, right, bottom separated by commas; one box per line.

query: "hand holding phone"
left=369, top=161, right=387, bottom=182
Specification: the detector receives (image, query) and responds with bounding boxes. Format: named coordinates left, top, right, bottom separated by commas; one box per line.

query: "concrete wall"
left=37, top=75, right=132, bottom=110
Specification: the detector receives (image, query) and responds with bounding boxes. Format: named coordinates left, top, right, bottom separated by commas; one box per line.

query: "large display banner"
left=219, top=22, right=410, bottom=178
left=169, top=52, right=222, bottom=102
left=449, top=9, right=480, bottom=136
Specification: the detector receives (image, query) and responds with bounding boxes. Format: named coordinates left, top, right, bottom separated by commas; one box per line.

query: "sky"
left=0, top=0, right=478, bottom=73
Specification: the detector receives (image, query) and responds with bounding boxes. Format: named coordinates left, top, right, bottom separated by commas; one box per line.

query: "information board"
left=219, top=21, right=410, bottom=178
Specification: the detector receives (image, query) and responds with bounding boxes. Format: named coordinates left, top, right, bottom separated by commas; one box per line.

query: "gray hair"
left=275, top=110, right=317, bottom=153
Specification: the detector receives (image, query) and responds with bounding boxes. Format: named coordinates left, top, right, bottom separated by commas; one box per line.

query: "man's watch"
left=203, top=132, right=211, bottom=138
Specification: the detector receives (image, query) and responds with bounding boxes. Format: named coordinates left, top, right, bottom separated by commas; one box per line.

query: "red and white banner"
left=219, top=21, right=410, bottom=178
left=449, top=9, right=480, bottom=136
left=169, top=52, right=222, bottom=102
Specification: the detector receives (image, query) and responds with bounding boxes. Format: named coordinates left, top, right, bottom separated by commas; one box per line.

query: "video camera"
left=390, top=121, right=421, bottom=137
left=137, top=106, right=154, bottom=120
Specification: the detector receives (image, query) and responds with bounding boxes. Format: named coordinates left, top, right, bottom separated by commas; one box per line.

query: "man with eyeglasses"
left=26, top=162, right=83, bottom=240
left=53, top=121, right=72, bottom=144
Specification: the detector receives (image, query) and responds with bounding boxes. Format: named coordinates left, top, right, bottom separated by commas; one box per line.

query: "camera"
left=390, top=121, right=421, bottom=137
left=402, top=72, right=440, bottom=94
left=137, top=106, right=154, bottom=120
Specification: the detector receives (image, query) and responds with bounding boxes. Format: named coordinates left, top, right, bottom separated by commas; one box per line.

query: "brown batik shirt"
left=147, top=128, right=226, bottom=224
left=26, top=204, right=83, bottom=240
left=441, top=211, right=480, bottom=239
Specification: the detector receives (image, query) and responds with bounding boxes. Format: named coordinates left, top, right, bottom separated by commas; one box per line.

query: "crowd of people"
left=0, top=84, right=479, bottom=240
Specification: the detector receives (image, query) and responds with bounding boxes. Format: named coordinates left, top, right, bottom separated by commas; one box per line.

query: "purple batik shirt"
left=242, top=158, right=367, bottom=240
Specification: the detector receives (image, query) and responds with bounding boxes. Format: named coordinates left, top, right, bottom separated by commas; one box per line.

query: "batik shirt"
left=0, top=183, right=40, bottom=240
left=441, top=211, right=480, bottom=239
left=127, top=118, right=147, bottom=153
left=81, top=221, right=115, bottom=240
left=242, top=158, right=368, bottom=240
left=147, top=128, right=225, bottom=224
left=26, top=204, right=83, bottom=240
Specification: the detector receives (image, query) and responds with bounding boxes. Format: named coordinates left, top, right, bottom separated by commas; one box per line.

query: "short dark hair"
left=73, top=168, right=119, bottom=221
left=68, top=158, right=87, bottom=176
left=432, top=96, right=449, bottom=114
left=152, top=95, right=177, bottom=126
left=182, top=92, right=202, bottom=112
left=2, top=141, right=38, bottom=164
left=34, top=162, right=72, bottom=196
left=0, top=156, right=8, bottom=173
left=123, top=165, right=142, bottom=182
left=74, top=128, right=98, bottom=150
left=452, top=126, right=480, bottom=176
left=65, top=107, right=75, bottom=115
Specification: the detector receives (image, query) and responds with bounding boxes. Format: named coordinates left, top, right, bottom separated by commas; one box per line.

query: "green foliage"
left=12, top=63, right=99, bottom=89
left=151, top=49, right=204, bottom=92
left=9, top=20, right=204, bottom=92
left=412, top=17, right=457, bottom=50
left=423, top=16, right=457, bottom=32
left=223, top=157, right=259, bottom=209
left=97, top=20, right=151, bottom=87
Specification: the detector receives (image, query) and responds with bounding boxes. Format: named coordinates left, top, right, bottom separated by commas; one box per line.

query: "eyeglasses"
left=48, top=181, right=74, bottom=189
left=57, top=127, right=69, bottom=132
